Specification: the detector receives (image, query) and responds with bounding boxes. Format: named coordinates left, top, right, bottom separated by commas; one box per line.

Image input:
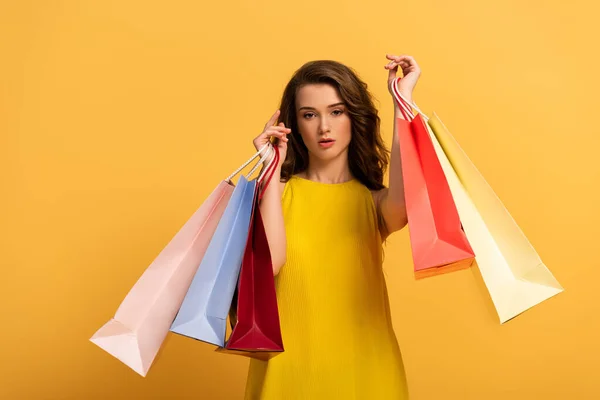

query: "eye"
left=332, top=109, right=344, bottom=116
left=303, top=112, right=316, bottom=119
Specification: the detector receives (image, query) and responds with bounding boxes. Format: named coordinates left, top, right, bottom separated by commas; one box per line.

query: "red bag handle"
left=257, top=145, right=280, bottom=201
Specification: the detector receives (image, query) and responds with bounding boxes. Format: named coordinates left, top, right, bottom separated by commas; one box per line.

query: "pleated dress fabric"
left=244, top=176, right=409, bottom=400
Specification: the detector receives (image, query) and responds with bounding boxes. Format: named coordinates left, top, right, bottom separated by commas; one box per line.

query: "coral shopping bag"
left=392, top=77, right=563, bottom=323
left=89, top=143, right=271, bottom=377
left=390, top=78, right=475, bottom=279
left=170, top=144, right=278, bottom=345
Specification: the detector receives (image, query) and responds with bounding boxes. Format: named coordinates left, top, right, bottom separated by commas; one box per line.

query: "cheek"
left=338, top=117, right=353, bottom=143
left=297, top=119, right=317, bottom=142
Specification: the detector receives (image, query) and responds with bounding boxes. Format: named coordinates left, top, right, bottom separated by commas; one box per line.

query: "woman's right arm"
left=253, top=110, right=290, bottom=276
left=259, top=176, right=287, bottom=276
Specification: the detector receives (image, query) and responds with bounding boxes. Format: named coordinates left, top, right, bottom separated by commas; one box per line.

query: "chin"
left=311, top=145, right=349, bottom=161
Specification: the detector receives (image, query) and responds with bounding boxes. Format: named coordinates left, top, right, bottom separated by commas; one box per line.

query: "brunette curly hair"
left=277, top=60, right=389, bottom=190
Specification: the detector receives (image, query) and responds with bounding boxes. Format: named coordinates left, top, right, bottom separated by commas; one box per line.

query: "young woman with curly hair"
left=246, top=54, right=421, bottom=399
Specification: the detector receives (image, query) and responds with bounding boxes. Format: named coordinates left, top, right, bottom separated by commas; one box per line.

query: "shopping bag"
left=392, top=77, right=564, bottom=322
left=391, top=78, right=475, bottom=279
left=89, top=144, right=271, bottom=377
left=427, top=113, right=563, bottom=322
left=220, top=146, right=284, bottom=360
left=170, top=144, right=277, bottom=346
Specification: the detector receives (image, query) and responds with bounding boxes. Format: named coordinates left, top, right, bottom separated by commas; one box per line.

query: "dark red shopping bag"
left=392, top=78, right=475, bottom=279
left=218, top=146, right=284, bottom=360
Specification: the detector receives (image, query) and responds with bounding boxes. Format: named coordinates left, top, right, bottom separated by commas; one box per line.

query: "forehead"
left=295, top=84, right=343, bottom=108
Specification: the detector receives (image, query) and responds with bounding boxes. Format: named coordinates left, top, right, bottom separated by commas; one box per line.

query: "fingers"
left=385, top=62, right=420, bottom=82
left=264, top=109, right=281, bottom=130
left=264, top=125, right=290, bottom=142
left=268, top=124, right=291, bottom=134
left=276, top=122, right=290, bottom=144
left=387, top=65, right=397, bottom=81
left=386, top=54, right=415, bottom=63
left=255, top=112, right=292, bottom=152
left=386, top=54, right=419, bottom=70
left=385, top=61, right=409, bottom=79
left=385, top=59, right=411, bottom=69
left=384, top=60, right=408, bottom=71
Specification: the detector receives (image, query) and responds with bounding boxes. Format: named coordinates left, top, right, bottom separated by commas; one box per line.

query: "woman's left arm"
left=376, top=54, right=421, bottom=238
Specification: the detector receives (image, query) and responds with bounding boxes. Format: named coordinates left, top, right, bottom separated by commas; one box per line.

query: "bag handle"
left=247, top=144, right=274, bottom=179
left=390, top=77, right=415, bottom=121
left=225, top=142, right=271, bottom=183
left=243, top=140, right=279, bottom=195
left=257, top=145, right=280, bottom=201
left=390, top=76, right=430, bottom=122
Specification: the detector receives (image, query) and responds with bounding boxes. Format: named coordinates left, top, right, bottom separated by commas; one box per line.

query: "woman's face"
left=295, top=83, right=352, bottom=162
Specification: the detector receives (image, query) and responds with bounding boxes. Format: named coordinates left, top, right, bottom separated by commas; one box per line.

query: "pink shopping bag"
left=90, top=144, right=271, bottom=376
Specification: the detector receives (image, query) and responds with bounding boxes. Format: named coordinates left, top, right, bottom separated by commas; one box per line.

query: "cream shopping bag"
left=393, top=78, right=563, bottom=323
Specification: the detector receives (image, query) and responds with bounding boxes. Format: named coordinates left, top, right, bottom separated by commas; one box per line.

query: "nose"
left=318, top=115, right=331, bottom=134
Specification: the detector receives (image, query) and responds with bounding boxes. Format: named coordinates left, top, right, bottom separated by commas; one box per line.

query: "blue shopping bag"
left=170, top=175, right=257, bottom=346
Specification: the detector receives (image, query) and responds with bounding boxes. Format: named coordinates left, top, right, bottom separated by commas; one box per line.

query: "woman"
left=246, top=54, right=421, bottom=399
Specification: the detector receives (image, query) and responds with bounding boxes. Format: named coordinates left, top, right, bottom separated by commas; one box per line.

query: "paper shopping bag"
left=89, top=144, right=271, bottom=376
left=220, top=147, right=283, bottom=359
left=170, top=143, right=277, bottom=345
left=169, top=175, right=257, bottom=346
left=221, top=203, right=284, bottom=359
left=89, top=183, right=233, bottom=376
left=426, top=113, right=564, bottom=322
left=395, top=117, right=475, bottom=278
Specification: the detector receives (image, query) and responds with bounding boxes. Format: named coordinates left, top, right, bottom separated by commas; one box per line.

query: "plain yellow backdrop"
left=2, top=0, right=599, bottom=399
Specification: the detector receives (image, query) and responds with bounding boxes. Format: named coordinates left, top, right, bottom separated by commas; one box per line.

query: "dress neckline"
left=290, top=175, right=358, bottom=186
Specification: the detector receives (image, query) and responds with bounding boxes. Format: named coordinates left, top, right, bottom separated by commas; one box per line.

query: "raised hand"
left=252, top=109, right=290, bottom=167
left=384, top=54, right=421, bottom=102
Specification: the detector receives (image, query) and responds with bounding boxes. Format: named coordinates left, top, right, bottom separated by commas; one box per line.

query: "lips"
left=318, top=138, right=335, bottom=148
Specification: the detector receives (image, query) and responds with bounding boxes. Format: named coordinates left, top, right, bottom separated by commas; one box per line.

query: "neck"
left=303, top=149, right=353, bottom=184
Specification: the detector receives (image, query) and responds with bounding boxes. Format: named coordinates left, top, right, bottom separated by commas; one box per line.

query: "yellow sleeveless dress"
left=244, top=176, right=409, bottom=399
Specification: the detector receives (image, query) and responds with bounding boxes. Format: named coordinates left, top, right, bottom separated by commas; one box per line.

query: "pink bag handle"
left=248, top=144, right=274, bottom=179
left=223, top=137, right=280, bottom=200
left=390, top=77, right=415, bottom=121
left=390, top=77, right=431, bottom=122
left=226, top=143, right=272, bottom=183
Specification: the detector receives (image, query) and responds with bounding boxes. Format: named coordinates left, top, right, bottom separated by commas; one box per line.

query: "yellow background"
left=2, top=0, right=599, bottom=399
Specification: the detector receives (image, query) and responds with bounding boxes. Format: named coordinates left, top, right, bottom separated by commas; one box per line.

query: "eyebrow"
left=298, top=102, right=345, bottom=111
